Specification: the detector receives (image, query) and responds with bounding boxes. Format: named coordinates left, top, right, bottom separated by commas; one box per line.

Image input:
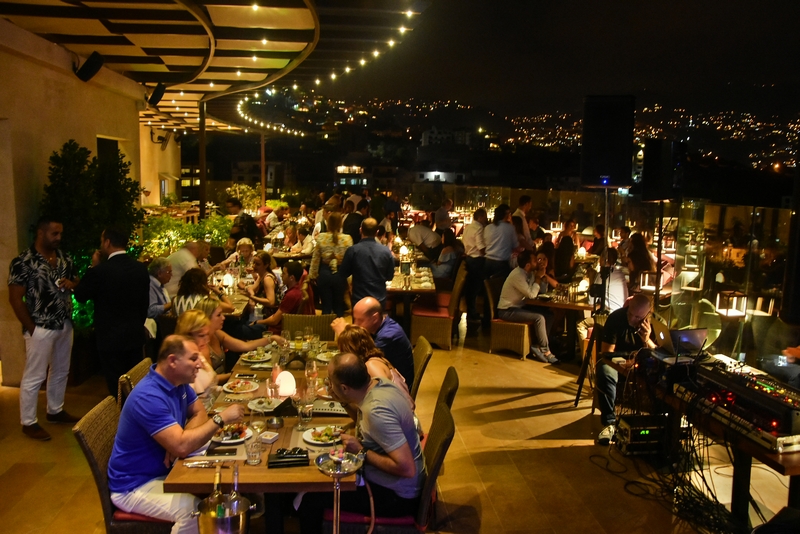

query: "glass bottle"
left=208, top=465, right=226, bottom=517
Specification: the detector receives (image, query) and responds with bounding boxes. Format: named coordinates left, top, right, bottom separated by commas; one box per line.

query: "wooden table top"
left=386, top=267, right=436, bottom=294
left=524, top=296, right=593, bottom=312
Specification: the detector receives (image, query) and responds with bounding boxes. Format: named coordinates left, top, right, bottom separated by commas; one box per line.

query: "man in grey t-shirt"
left=298, top=353, right=425, bottom=533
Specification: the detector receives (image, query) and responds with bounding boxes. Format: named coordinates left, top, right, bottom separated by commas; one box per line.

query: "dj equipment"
left=616, top=414, right=668, bottom=456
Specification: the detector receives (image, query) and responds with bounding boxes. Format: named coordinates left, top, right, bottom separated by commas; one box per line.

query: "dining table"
left=163, top=344, right=356, bottom=494
left=386, top=267, right=437, bottom=335
left=524, top=294, right=594, bottom=362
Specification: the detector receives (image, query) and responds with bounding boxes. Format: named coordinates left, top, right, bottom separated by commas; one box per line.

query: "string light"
left=237, top=71, right=241, bottom=76
left=262, top=38, right=267, bottom=45
left=252, top=4, right=258, bottom=11
left=345, top=67, right=351, bottom=73
left=179, top=91, right=184, bottom=96
left=399, top=26, right=407, bottom=33
left=388, top=40, right=395, bottom=47
left=209, top=82, right=214, bottom=87
left=372, top=50, right=379, bottom=57
left=360, top=59, right=366, bottom=66
left=330, top=73, right=336, bottom=80
left=406, top=10, right=413, bottom=17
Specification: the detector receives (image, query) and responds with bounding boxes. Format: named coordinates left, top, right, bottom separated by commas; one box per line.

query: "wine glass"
left=250, top=416, right=266, bottom=450
left=291, top=388, right=306, bottom=431
left=305, top=360, right=318, bottom=388
left=304, top=326, right=314, bottom=343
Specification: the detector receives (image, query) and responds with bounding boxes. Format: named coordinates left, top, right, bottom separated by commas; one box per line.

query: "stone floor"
left=0, top=321, right=791, bottom=533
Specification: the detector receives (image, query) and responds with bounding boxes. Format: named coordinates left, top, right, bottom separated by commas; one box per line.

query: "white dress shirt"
left=513, top=208, right=532, bottom=247
left=165, top=247, right=198, bottom=296
left=408, top=224, right=441, bottom=249
left=462, top=221, right=486, bottom=258
left=498, top=267, right=542, bottom=309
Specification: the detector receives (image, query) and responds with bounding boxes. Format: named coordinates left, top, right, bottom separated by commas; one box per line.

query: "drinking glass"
left=267, top=379, right=280, bottom=400
left=294, top=331, right=303, bottom=351
left=246, top=438, right=262, bottom=465
left=291, top=391, right=305, bottom=431
left=281, top=330, right=291, bottom=348
left=305, top=360, right=318, bottom=385
left=304, top=326, right=314, bottom=341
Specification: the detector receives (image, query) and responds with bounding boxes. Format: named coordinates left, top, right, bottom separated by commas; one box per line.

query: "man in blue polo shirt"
left=339, top=218, right=395, bottom=309
left=108, top=335, right=245, bottom=533
left=332, top=296, right=415, bottom=390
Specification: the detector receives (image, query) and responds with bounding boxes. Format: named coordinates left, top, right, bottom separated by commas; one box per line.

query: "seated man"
left=332, top=296, right=414, bottom=390
left=497, top=250, right=559, bottom=364
left=254, top=260, right=314, bottom=334
left=299, top=353, right=424, bottom=534
left=595, top=294, right=658, bottom=445
left=108, top=335, right=245, bottom=533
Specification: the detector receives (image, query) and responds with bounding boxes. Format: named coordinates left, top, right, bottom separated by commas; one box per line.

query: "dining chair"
left=321, top=401, right=456, bottom=534
left=410, top=336, right=434, bottom=401
left=435, top=366, right=459, bottom=411
left=282, top=313, right=337, bottom=341
left=410, top=262, right=467, bottom=350
left=484, top=275, right=532, bottom=359
left=73, top=397, right=173, bottom=534
left=117, top=357, right=154, bottom=408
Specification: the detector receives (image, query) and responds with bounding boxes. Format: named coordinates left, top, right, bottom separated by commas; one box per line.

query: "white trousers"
left=111, top=476, right=200, bottom=534
left=20, top=322, right=73, bottom=426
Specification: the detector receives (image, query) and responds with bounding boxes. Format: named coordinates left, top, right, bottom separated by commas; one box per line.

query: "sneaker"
left=597, top=425, right=615, bottom=446
left=46, top=411, right=80, bottom=424
left=529, top=347, right=549, bottom=363
left=22, top=423, right=51, bottom=441
left=541, top=351, right=560, bottom=364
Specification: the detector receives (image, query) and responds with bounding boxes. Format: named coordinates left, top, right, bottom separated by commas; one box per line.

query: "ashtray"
left=266, top=417, right=284, bottom=429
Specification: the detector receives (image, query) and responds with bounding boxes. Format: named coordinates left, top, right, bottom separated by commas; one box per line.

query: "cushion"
left=112, top=510, right=172, bottom=524
left=412, top=306, right=451, bottom=318
left=322, top=509, right=415, bottom=526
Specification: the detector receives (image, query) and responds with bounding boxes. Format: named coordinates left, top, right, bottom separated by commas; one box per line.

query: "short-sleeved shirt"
left=483, top=221, right=517, bottom=262
left=108, top=366, right=198, bottom=493
left=8, top=246, right=75, bottom=333
left=601, top=307, right=656, bottom=353
left=374, top=317, right=414, bottom=390
left=359, top=378, right=425, bottom=499
left=339, top=239, right=394, bottom=308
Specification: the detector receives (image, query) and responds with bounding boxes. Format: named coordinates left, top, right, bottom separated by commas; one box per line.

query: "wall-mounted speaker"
left=148, top=83, right=166, bottom=106
left=74, top=51, right=104, bottom=82
left=581, top=95, right=635, bottom=188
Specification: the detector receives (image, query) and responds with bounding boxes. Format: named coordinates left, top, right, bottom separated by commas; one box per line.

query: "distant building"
left=421, top=126, right=453, bottom=146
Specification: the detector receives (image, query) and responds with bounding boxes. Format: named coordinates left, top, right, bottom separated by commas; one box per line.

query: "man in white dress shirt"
left=513, top=195, right=533, bottom=248
left=164, top=241, right=200, bottom=296
left=461, top=208, right=488, bottom=321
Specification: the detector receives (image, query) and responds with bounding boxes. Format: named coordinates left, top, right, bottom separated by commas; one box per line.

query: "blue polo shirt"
left=374, top=316, right=415, bottom=391
left=339, top=238, right=395, bottom=308
left=108, top=366, right=198, bottom=493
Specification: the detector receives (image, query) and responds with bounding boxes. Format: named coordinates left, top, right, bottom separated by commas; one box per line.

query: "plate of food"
left=241, top=351, right=272, bottom=364
left=303, top=425, right=344, bottom=446
left=247, top=397, right=275, bottom=412
left=316, top=352, right=337, bottom=363
left=212, top=423, right=252, bottom=445
left=222, top=379, right=259, bottom=394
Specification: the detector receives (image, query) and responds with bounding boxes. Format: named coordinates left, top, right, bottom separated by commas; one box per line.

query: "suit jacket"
left=342, top=212, right=364, bottom=244
left=74, top=253, right=150, bottom=351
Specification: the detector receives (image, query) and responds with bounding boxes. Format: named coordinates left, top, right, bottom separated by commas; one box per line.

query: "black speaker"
left=641, top=140, right=686, bottom=201
left=147, top=83, right=166, bottom=106
left=581, top=95, right=635, bottom=187
left=74, top=51, right=104, bottom=82
left=780, top=173, right=800, bottom=325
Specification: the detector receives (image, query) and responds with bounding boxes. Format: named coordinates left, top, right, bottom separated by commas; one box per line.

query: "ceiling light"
left=252, top=4, right=258, bottom=10
left=345, top=67, right=351, bottom=73
left=331, top=73, right=336, bottom=80
left=237, top=70, right=241, bottom=76
left=176, top=106, right=180, bottom=110
left=372, top=50, right=379, bottom=57
left=209, top=82, right=214, bottom=87
left=179, top=91, right=184, bottom=96
left=315, top=79, right=320, bottom=85
left=399, top=26, right=407, bottom=33
left=262, top=38, right=267, bottom=45
left=252, top=55, right=257, bottom=61
left=292, top=84, right=297, bottom=89
left=147, top=120, right=151, bottom=125
left=171, top=99, right=175, bottom=104
left=406, top=10, right=413, bottom=17
left=388, top=40, right=395, bottom=47
left=360, top=59, right=366, bottom=66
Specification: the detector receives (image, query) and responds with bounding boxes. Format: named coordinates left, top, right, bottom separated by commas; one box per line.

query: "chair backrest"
left=446, top=262, right=468, bottom=318
left=73, top=396, right=120, bottom=531
left=282, top=313, right=337, bottom=341
left=117, top=357, right=153, bottom=407
left=416, top=401, right=455, bottom=529
left=484, top=274, right=505, bottom=321
left=435, top=366, right=459, bottom=410
left=410, top=336, right=434, bottom=401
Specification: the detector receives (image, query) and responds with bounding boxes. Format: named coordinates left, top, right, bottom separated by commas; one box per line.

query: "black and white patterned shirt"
left=8, top=246, right=75, bottom=333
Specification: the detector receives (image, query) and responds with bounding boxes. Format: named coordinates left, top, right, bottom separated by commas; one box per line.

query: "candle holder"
left=749, top=296, right=775, bottom=316
left=639, top=271, right=660, bottom=293
left=684, top=253, right=700, bottom=271
left=716, top=290, right=747, bottom=318
left=550, top=222, right=563, bottom=233
left=680, top=271, right=703, bottom=292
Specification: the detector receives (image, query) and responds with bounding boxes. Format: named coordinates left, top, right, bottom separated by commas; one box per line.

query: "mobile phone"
left=235, top=373, right=257, bottom=379
left=207, top=447, right=237, bottom=457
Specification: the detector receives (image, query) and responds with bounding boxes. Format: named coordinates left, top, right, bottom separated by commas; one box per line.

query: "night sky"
left=326, top=1, right=800, bottom=117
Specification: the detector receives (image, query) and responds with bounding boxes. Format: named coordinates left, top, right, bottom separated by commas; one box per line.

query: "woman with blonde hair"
left=309, top=211, right=353, bottom=317
left=174, top=309, right=221, bottom=407
left=211, top=237, right=255, bottom=273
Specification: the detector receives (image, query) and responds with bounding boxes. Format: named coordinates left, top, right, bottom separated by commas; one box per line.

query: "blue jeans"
left=595, top=360, right=619, bottom=426
left=497, top=306, right=549, bottom=352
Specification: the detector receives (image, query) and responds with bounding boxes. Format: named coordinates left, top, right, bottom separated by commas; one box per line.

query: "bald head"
left=329, top=352, right=371, bottom=397
left=626, top=294, right=652, bottom=328
left=353, top=297, right=383, bottom=334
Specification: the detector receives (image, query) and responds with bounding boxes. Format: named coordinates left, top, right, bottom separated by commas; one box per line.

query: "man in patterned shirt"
left=8, top=217, right=80, bottom=441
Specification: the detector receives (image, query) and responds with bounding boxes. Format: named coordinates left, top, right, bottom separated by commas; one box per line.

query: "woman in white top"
left=173, top=267, right=235, bottom=316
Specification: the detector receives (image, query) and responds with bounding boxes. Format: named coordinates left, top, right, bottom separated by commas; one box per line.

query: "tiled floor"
left=0, top=322, right=791, bottom=533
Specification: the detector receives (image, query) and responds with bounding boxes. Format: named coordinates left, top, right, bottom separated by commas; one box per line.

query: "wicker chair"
left=484, top=275, right=531, bottom=360
left=117, top=357, right=154, bottom=408
left=409, top=336, right=434, bottom=401
left=322, top=401, right=456, bottom=534
left=282, top=313, right=337, bottom=341
left=73, top=397, right=173, bottom=533
left=409, top=263, right=467, bottom=350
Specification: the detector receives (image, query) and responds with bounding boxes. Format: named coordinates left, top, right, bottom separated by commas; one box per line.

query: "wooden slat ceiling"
left=0, top=0, right=429, bottom=134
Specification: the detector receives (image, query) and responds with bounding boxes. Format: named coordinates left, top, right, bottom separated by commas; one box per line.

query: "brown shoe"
left=46, top=410, right=80, bottom=424
left=22, top=423, right=51, bottom=441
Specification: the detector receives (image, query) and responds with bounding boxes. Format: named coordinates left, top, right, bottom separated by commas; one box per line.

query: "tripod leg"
left=574, top=331, right=596, bottom=407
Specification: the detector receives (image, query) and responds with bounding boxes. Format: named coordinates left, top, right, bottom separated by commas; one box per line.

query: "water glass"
left=267, top=379, right=280, bottom=400
left=304, top=326, right=314, bottom=341
left=281, top=330, right=291, bottom=347
left=305, top=360, right=318, bottom=384
left=246, top=439, right=262, bottom=466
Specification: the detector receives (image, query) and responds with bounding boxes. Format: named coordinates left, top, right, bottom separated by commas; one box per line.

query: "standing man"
left=164, top=241, right=200, bottom=296
left=332, top=296, right=414, bottom=389
left=108, top=335, right=245, bottom=532
left=339, top=218, right=395, bottom=310
left=434, top=198, right=453, bottom=235
left=74, top=227, right=150, bottom=395
left=462, top=208, right=488, bottom=322
left=407, top=220, right=442, bottom=262
left=343, top=199, right=369, bottom=244
left=8, top=217, right=80, bottom=441
left=299, top=353, right=424, bottom=534
left=513, top=195, right=534, bottom=248
left=483, top=204, right=517, bottom=281
left=225, top=197, right=261, bottom=252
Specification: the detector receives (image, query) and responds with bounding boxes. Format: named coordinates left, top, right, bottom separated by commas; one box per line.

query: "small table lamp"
left=716, top=290, right=747, bottom=317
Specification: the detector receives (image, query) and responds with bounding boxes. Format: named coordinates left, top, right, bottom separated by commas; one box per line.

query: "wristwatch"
left=357, top=447, right=368, bottom=463
left=212, top=414, right=225, bottom=428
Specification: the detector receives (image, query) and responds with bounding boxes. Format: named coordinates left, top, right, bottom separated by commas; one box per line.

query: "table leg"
left=789, top=475, right=800, bottom=509
left=563, top=310, right=579, bottom=362
left=402, top=293, right=413, bottom=335
left=730, top=447, right=752, bottom=528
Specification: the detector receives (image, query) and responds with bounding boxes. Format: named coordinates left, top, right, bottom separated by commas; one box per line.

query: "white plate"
left=211, top=427, right=252, bottom=445
left=316, top=352, right=336, bottom=363
left=241, top=352, right=272, bottom=364
left=303, top=426, right=343, bottom=446
left=222, top=380, right=259, bottom=394
left=247, top=397, right=276, bottom=412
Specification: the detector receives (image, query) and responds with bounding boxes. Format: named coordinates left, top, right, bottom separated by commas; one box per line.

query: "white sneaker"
left=597, top=425, right=615, bottom=445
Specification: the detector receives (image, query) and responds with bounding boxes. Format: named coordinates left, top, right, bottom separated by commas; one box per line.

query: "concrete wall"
left=139, top=124, right=181, bottom=206
left=0, top=19, right=178, bottom=385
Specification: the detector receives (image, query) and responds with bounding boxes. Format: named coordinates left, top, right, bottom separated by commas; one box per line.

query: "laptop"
left=654, top=328, right=708, bottom=363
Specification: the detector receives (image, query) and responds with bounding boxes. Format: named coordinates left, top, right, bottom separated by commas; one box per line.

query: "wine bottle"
left=208, top=465, right=226, bottom=517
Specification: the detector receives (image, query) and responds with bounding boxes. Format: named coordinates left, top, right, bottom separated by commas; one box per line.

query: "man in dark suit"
left=342, top=198, right=368, bottom=244
left=74, top=227, right=150, bottom=395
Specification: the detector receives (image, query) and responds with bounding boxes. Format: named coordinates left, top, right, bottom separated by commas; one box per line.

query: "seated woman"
left=283, top=223, right=298, bottom=250
left=430, top=228, right=460, bottom=279
left=211, top=237, right=255, bottom=273
left=174, top=309, right=223, bottom=408
left=193, top=296, right=285, bottom=373
left=246, top=250, right=281, bottom=316
left=173, top=267, right=235, bottom=316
